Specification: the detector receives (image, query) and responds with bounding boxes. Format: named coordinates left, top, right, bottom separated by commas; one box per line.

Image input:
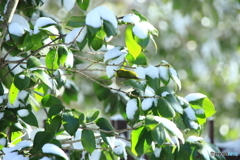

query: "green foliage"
left=0, top=0, right=226, bottom=160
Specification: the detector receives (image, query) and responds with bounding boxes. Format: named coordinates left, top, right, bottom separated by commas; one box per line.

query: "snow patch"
left=65, top=27, right=87, bottom=45
left=145, top=65, right=159, bottom=79
left=17, top=109, right=29, bottom=117
left=122, top=14, right=140, bottom=24
left=187, top=135, right=203, bottom=142
left=9, top=23, right=25, bottom=36
left=126, top=99, right=138, bottom=119
left=42, top=143, right=68, bottom=160
left=184, top=106, right=196, bottom=120
left=185, top=93, right=207, bottom=102
left=142, top=98, right=154, bottom=110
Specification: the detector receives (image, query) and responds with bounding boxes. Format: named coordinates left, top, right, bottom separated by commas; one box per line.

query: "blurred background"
left=39, top=0, right=240, bottom=143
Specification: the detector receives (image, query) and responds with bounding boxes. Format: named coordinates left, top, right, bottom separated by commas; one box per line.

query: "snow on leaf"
left=169, top=67, right=181, bottom=90
left=33, top=17, right=57, bottom=34
left=62, top=0, right=76, bottom=12
left=17, top=109, right=29, bottom=117
left=135, top=67, right=146, bottom=80
left=154, top=116, right=184, bottom=143
left=65, top=27, right=87, bottom=45
left=184, top=106, right=196, bottom=120
left=126, top=99, right=138, bottom=120
left=97, top=6, right=118, bottom=29
left=11, top=14, right=30, bottom=32
left=142, top=98, right=154, bottom=111
left=9, top=23, right=25, bottom=37
left=113, top=139, right=127, bottom=159
left=42, top=143, right=68, bottom=160
left=189, top=121, right=200, bottom=130
left=88, top=149, right=101, bottom=160
left=133, top=22, right=149, bottom=39
left=106, top=65, right=120, bottom=78
left=158, top=63, right=170, bottom=83
left=187, top=135, right=203, bottom=142
left=0, top=112, right=4, bottom=120
left=122, top=14, right=140, bottom=24
left=85, top=8, right=102, bottom=28
left=184, top=93, right=207, bottom=102
left=195, top=109, right=204, bottom=115
left=145, top=65, right=159, bottom=79
left=104, top=46, right=126, bottom=62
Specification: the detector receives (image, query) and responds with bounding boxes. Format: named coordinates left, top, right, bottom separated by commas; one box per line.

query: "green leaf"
left=14, top=74, right=30, bottom=90
left=66, top=16, right=86, bottom=27
left=126, top=52, right=148, bottom=65
left=93, top=82, right=111, bottom=101
left=8, top=82, right=19, bottom=104
left=157, top=97, right=176, bottom=119
left=76, top=0, right=89, bottom=11
left=19, top=110, right=38, bottom=127
left=145, top=115, right=159, bottom=131
left=169, top=67, right=181, bottom=90
left=131, top=127, right=152, bottom=157
left=45, top=115, right=62, bottom=134
left=151, top=124, right=166, bottom=146
left=134, top=35, right=150, bottom=49
left=58, top=47, right=74, bottom=68
left=32, top=69, right=52, bottom=88
left=103, top=20, right=118, bottom=37
left=41, top=94, right=62, bottom=107
left=48, top=104, right=65, bottom=118
left=159, top=145, right=176, bottom=160
left=164, top=94, right=183, bottom=114
left=45, top=49, right=59, bottom=69
left=0, top=82, right=4, bottom=95
left=131, top=9, right=148, bottom=21
left=123, top=79, right=146, bottom=91
left=86, top=109, right=100, bottom=123
left=33, top=131, right=55, bottom=151
left=125, top=26, right=141, bottom=59
left=96, top=117, right=116, bottom=134
left=81, top=129, right=96, bottom=153
left=146, top=76, right=160, bottom=92
left=63, top=110, right=80, bottom=136
left=90, top=29, right=105, bottom=51
left=190, top=97, right=216, bottom=118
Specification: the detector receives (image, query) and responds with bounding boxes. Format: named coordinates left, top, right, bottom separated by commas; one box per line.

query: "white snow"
left=106, top=65, right=120, bottom=78
left=72, top=129, right=83, bottom=150
left=11, top=14, right=30, bottom=32
left=184, top=93, right=207, bottom=102
left=104, top=46, right=126, bottom=62
left=126, top=99, right=138, bottom=120
left=17, top=109, right=29, bottom=117
left=106, top=136, right=116, bottom=149
left=189, top=121, right=199, bottom=130
left=39, top=25, right=59, bottom=35
left=63, top=0, right=76, bottom=12
left=142, top=98, right=154, bottom=110
left=97, top=6, right=118, bottom=29
left=135, top=67, right=146, bottom=80
left=154, top=116, right=184, bottom=143
left=158, top=65, right=169, bottom=82
left=113, top=139, right=127, bottom=159
left=88, top=149, right=101, bottom=160
left=108, top=53, right=126, bottom=65
left=85, top=8, right=102, bottom=28
left=86, top=6, right=117, bottom=29
left=8, top=56, right=26, bottom=75
left=153, top=147, right=162, bottom=158
left=2, top=152, right=29, bottom=160
left=33, top=17, right=57, bottom=34
left=133, top=21, right=155, bottom=39
left=133, top=22, right=149, bottom=39
left=0, top=112, right=4, bottom=120
left=42, top=143, right=68, bottom=160
left=122, top=14, right=140, bottom=24
left=65, top=27, right=87, bottom=44
left=187, top=135, right=203, bottom=142
left=177, top=96, right=189, bottom=105
left=195, top=109, right=204, bottom=115
left=2, top=140, right=33, bottom=154
left=18, top=75, right=25, bottom=79
left=145, top=65, right=159, bottom=79
left=18, top=90, right=29, bottom=101
left=161, top=91, right=170, bottom=97
left=169, top=67, right=181, bottom=90
left=9, top=23, right=25, bottom=36
left=184, top=106, right=196, bottom=120
left=0, top=137, right=6, bottom=146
